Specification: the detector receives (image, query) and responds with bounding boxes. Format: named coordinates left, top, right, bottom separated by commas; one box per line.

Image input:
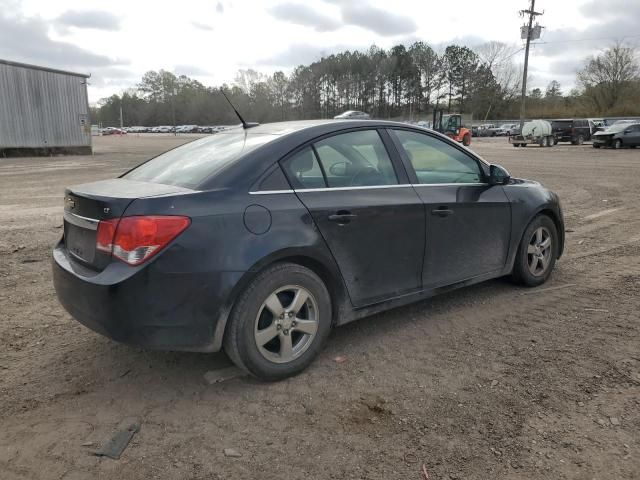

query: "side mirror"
left=489, top=164, right=510, bottom=185
left=329, top=161, right=349, bottom=176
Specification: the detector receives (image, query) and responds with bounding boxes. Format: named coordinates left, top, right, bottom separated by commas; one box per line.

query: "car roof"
left=217, top=119, right=401, bottom=136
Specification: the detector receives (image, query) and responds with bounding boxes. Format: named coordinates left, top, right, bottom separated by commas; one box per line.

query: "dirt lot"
left=1, top=134, right=638, bottom=480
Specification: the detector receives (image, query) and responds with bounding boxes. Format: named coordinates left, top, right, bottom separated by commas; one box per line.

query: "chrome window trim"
left=412, top=182, right=489, bottom=187
left=249, top=189, right=295, bottom=195
left=295, top=184, right=414, bottom=193
left=63, top=211, right=99, bottom=231
left=249, top=182, right=489, bottom=194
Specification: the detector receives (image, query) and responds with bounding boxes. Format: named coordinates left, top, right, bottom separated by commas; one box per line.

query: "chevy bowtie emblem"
left=65, top=197, right=76, bottom=209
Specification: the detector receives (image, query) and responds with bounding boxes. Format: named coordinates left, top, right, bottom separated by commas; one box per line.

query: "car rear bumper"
left=52, top=241, right=243, bottom=352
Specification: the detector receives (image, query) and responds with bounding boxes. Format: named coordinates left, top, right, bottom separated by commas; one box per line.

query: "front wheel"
left=462, top=134, right=471, bottom=146
left=614, top=139, right=623, bottom=149
left=223, top=263, right=332, bottom=381
left=512, top=215, right=558, bottom=287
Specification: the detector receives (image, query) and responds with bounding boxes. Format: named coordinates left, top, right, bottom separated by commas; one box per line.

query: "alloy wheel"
left=527, top=227, right=552, bottom=276
left=254, top=285, right=319, bottom=364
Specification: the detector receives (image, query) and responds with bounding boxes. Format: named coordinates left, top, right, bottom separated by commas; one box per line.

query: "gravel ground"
left=0, top=134, right=638, bottom=480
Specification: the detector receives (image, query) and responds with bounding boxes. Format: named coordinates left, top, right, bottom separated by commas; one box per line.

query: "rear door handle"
left=328, top=211, right=357, bottom=223
left=431, top=207, right=454, bottom=217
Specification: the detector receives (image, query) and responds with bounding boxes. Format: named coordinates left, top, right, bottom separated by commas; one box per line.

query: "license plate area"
left=65, top=222, right=97, bottom=263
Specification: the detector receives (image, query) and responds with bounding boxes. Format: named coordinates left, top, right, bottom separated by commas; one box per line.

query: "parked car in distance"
left=592, top=122, right=640, bottom=149
left=474, top=124, right=497, bottom=137
left=53, top=120, right=564, bottom=380
left=496, top=123, right=519, bottom=136
left=551, top=119, right=591, bottom=145
left=100, top=127, right=127, bottom=135
left=334, top=110, right=371, bottom=119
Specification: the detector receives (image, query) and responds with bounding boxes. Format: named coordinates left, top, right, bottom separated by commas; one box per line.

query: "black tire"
left=223, top=263, right=332, bottom=381
left=577, top=135, right=584, bottom=145
left=513, top=143, right=520, bottom=148
left=512, top=215, right=559, bottom=287
left=462, top=134, right=471, bottom=147
left=553, top=138, right=558, bottom=145
left=593, top=144, right=600, bottom=148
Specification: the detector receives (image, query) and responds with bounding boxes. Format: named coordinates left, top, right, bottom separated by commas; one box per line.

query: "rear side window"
left=313, top=130, right=398, bottom=187
left=281, top=147, right=325, bottom=189
left=123, top=132, right=275, bottom=189
left=392, top=130, right=483, bottom=184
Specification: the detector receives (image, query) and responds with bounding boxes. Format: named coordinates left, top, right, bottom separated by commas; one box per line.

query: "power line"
left=533, top=33, right=640, bottom=45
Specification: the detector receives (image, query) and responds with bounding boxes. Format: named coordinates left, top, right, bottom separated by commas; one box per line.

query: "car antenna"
left=219, top=88, right=259, bottom=129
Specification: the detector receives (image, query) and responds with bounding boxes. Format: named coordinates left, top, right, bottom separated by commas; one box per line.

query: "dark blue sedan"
left=53, top=120, right=564, bottom=380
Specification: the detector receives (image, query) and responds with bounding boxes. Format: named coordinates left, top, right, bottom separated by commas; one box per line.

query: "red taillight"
left=96, top=216, right=190, bottom=266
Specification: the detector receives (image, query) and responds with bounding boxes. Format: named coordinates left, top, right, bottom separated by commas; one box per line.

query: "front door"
left=389, top=128, right=512, bottom=288
left=281, top=130, right=425, bottom=307
left=625, top=124, right=640, bottom=146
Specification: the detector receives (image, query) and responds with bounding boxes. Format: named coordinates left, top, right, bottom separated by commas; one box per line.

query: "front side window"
left=392, top=130, right=483, bottom=184
left=313, top=130, right=398, bottom=187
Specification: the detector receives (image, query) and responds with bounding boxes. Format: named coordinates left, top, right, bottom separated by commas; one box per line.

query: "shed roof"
left=0, top=58, right=90, bottom=78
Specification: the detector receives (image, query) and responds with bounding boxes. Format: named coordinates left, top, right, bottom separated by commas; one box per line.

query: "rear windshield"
left=123, top=131, right=275, bottom=189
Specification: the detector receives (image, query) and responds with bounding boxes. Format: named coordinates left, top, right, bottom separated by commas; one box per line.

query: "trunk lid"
left=63, top=179, right=191, bottom=270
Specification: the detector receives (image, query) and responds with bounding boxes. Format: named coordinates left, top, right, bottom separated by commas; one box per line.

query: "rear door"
left=388, top=129, right=512, bottom=288
left=281, top=129, right=425, bottom=307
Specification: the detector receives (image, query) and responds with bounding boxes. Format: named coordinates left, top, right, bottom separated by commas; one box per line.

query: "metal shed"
left=0, top=59, right=92, bottom=156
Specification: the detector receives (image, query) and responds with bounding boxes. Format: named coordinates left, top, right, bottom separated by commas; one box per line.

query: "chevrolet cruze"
left=53, top=120, right=564, bottom=380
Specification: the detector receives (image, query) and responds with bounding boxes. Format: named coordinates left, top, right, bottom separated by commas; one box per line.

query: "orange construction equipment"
left=432, top=110, right=472, bottom=146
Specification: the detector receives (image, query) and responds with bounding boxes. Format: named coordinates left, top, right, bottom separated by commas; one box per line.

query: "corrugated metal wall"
left=0, top=62, right=91, bottom=149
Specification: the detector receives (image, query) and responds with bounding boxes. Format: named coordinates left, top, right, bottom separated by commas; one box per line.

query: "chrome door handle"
left=431, top=207, right=454, bottom=217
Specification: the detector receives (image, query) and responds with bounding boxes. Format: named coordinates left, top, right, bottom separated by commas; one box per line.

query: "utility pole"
left=519, top=0, right=543, bottom=131
left=119, top=105, right=123, bottom=129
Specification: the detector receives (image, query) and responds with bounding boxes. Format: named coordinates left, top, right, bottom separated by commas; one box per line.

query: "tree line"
left=92, top=41, right=640, bottom=127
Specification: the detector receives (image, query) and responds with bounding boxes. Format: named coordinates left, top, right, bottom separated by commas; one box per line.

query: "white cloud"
left=3, top=0, right=625, bottom=103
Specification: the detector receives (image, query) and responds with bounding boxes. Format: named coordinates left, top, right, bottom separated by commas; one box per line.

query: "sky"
left=1, top=0, right=639, bottom=104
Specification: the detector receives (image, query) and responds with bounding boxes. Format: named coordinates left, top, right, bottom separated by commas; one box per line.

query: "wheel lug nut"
left=277, top=324, right=282, bottom=330
left=283, top=329, right=289, bottom=335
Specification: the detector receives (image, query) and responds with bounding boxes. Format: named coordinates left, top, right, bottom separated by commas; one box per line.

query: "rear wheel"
left=512, top=215, right=558, bottom=287
left=593, top=144, right=601, bottom=148
left=223, top=263, right=332, bottom=381
left=577, top=135, right=584, bottom=145
left=513, top=143, right=520, bottom=148
left=462, top=134, right=471, bottom=146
